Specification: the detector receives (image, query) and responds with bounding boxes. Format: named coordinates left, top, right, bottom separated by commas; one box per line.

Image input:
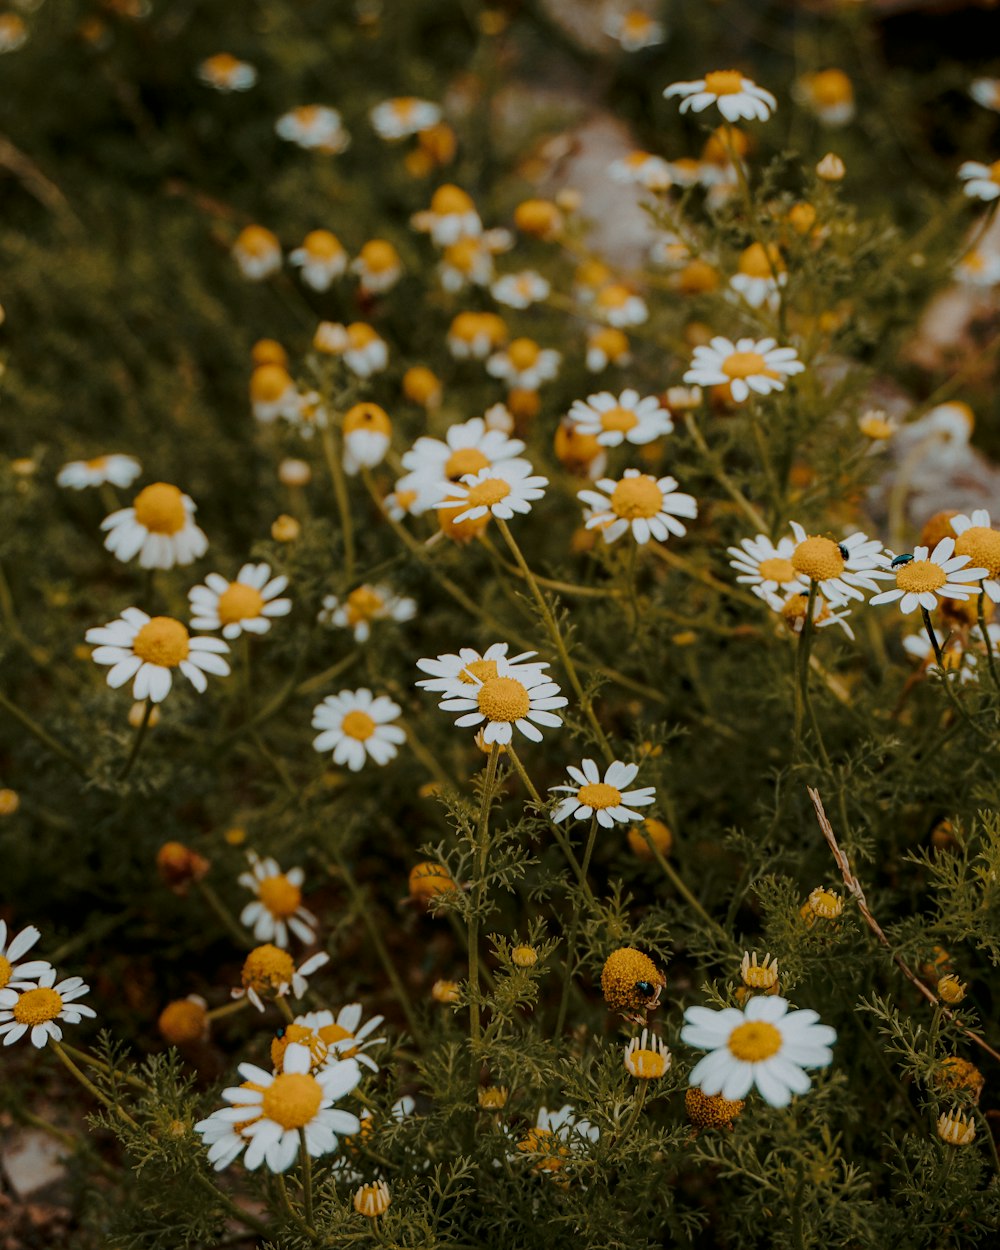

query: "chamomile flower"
left=197, top=53, right=257, bottom=92
left=370, top=96, right=442, bottom=140
left=415, top=642, right=546, bottom=694
left=954, top=248, right=1000, bottom=287
left=314, top=322, right=388, bottom=378
left=550, top=758, right=655, bottom=827
left=431, top=654, right=567, bottom=745
left=86, top=609, right=231, bottom=702
left=516, top=1105, right=600, bottom=1171
left=232, top=226, right=282, bottom=281
left=275, top=105, right=350, bottom=154
left=239, top=855, right=317, bottom=948
left=728, top=243, right=786, bottom=310
left=682, top=995, right=836, bottom=1108
left=578, top=469, right=697, bottom=545
left=351, top=240, right=403, bottom=294
left=195, top=1092, right=260, bottom=1171
left=958, top=159, right=1000, bottom=202
left=490, top=270, right=551, bottom=309
left=411, top=184, right=482, bottom=245
left=290, top=1006, right=387, bottom=1073
left=0, top=968, right=96, bottom=1048
left=624, top=1029, right=672, bottom=1078
left=869, top=539, right=989, bottom=614
left=728, top=533, right=803, bottom=601
left=608, top=150, right=672, bottom=191
left=684, top=336, right=804, bottom=402
left=342, top=403, right=392, bottom=474
left=775, top=590, right=855, bottom=641
left=438, top=232, right=511, bottom=292
left=486, top=338, right=561, bottom=390
left=234, top=946, right=330, bottom=1013
left=57, top=454, right=141, bottom=491
left=604, top=8, right=666, bottom=52
left=436, top=460, right=548, bottom=526
left=319, top=584, right=416, bottom=642
left=400, top=417, right=526, bottom=514
left=787, top=523, right=886, bottom=605
left=250, top=365, right=301, bottom=423
left=664, top=71, right=776, bottom=123
left=188, top=563, right=291, bottom=640
left=447, top=311, right=508, bottom=360
left=592, top=282, right=648, bottom=327
left=585, top=326, right=632, bottom=373
left=793, top=69, right=855, bottom=126
left=288, top=230, right=348, bottom=291
left=311, top=689, right=405, bottom=771
left=970, top=78, right=1000, bottom=113
left=0, top=12, right=26, bottom=53
left=567, top=389, right=673, bottom=447
left=951, top=509, right=1000, bottom=602
left=0, top=923, right=51, bottom=991
left=102, top=482, right=208, bottom=569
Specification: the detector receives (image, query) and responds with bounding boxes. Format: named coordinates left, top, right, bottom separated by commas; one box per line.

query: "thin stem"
left=299, top=1133, right=314, bottom=1227
left=118, top=699, right=153, bottom=780
left=321, top=421, right=355, bottom=582
left=618, top=1082, right=648, bottom=1139
left=682, top=413, right=768, bottom=533
left=193, top=1172, right=272, bottom=1238
left=194, top=879, right=249, bottom=947
left=645, top=836, right=733, bottom=951
left=206, top=996, right=253, bottom=1022
left=58, top=1041, right=148, bottom=1091
left=555, top=816, right=598, bottom=1037
left=506, top=744, right=590, bottom=896
left=469, top=743, right=502, bottom=1062
left=0, top=690, right=86, bottom=775
left=977, top=591, right=1000, bottom=694
left=50, top=1040, right=139, bottom=1129
left=921, top=608, right=993, bottom=742
left=276, top=1172, right=318, bottom=1242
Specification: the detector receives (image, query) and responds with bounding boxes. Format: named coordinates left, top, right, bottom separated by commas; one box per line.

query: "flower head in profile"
left=550, top=759, right=655, bottom=827
left=446, top=311, right=507, bottom=360
left=728, top=243, right=786, bottom=311
left=682, top=995, right=836, bottom=1107
left=728, top=533, right=803, bottom=602
left=515, top=1105, right=599, bottom=1173
left=438, top=231, right=511, bottom=292
left=775, top=590, right=855, bottom=641
left=411, top=184, right=481, bottom=245
left=578, top=469, right=697, bottom=545
left=958, top=159, right=1000, bottom=202
left=289, top=230, right=348, bottom=291
left=608, top=150, right=672, bottom=191
left=370, top=97, right=442, bottom=140
left=57, top=454, right=141, bottom=491
left=793, top=69, right=855, bottom=126
left=664, top=71, right=776, bottom=122
left=189, top=563, right=291, bottom=640
left=592, top=282, right=648, bottom=327
left=275, top=105, right=349, bottom=153
left=787, top=522, right=886, bottom=604
left=436, top=460, right=548, bottom=527
left=0, top=923, right=52, bottom=993
left=604, top=8, right=666, bottom=52
left=0, top=968, right=96, bottom=1048
left=239, top=854, right=317, bottom=948
left=684, top=336, right=804, bottom=402
left=415, top=642, right=545, bottom=693
left=490, top=270, right=551, bottom=309
left=314, top=322, right=388, bottom=378
left=586, top=326, right=632, bottom=373
left=102, top=482, right=208, bottom=569
left=624, top=1029, right=672, bottom=1078
left=351, top=240, right=403, bottom=295
left=232, top=225, right=281, bottom=280
left=86, top=609, right=230, bottom=702
left=970, top=78, right=1000, bottom=113
left=286, top=1006, right=387, bottom=1074
left=319, top=584, right=416, bottom=642
left=234, top=945, right=330, bottom=1013
left=311, top=689, right=405, bottom=771
left=341, top=403, right=392, bottom=475
left=486, top=338, right=561, bottom=390
left=429, top=653, right=567, bottom=745
left=197, top=53, right=256, bottom=92
left=250, top=364, right=300, bottom=423
left=399, top=416, right=526, bottom=514
left=567, top=389, right=673, bottom=447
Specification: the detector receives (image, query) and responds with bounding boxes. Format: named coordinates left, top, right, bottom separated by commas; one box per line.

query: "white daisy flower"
left=484, top=402, right=516, bottom=433
left=446, top=311, right=508, bottom=360
left=592, top=283, right=648, bottom=327
left=370, top=97, right=442, bottom=140
left=567, top=389, right=673, bottom=447
left=435, top=460, right=548, bottom=526
left=382, top=480, right=422, bottom=522
left=683, top=336, right=804, bottom=403
left=0, top=923, right=52, bottom=992
left=202, top=1043, right=363, bottom=1173
left=197, top=53, right=257, bottom=93
left=195, top=1096, right=258, bottom=1172
left=57, top=454, right=141, bottom=491
left=682, top=995, right=835, bottom=1108
left=319, top=584, right=416, bottom=642
left=250, top=365, right=302, bottom=423
left=515, top=1104, right=600, bottom=1169
left=727, top=533, right=803, bottom=602
left=311, top=689, right=405, bottom=771
left=189, top=563, right=291, bottom=640
left=415, top=642, right=546, bottom=694
left=970, top=78, right=1000, bottom=113
left=399, top=416, right=526, bottom=514
left=342, top=403, right=392, bottom=475
left=608, top=150, right=672, bottom=191
left=578, top=469, right=698, bottom=545
left=433, top=654, right=567, bottom=745
left=351, top=240, right=403, bottom=295
left=903, top=630, right=976, bottom=684
left=411, top=184, right=482, bottom=245
left=728, top=243, right=786, bottom=310
left=102, top=482, right=208, bottom=570
left=86, top=609, right=230, bottom=703
left=664, top=71, right=776, bottom=122
left=292, top=1005, right=387, bottom=1073
left=275, top=105, right=350, bottom=154
left=549, top=758, right=655, bottom=828
left=792, top=69, right=855, bottom=127
left=234, top=947, right=330, bottom=1013
left=438, top=232, right=512, bottom=292
left=786, top=523, right=886, bottom=605
left=0, top=13, right=27, bottom=53
left=869, top=539, right=989, bottom=615
left=585, top=326, right=632, bottom=373
left=604, top=8, right=666, bottom=51
left=232, top=226, right=282, bottom=281
left=288, top=230, right=348, bottom=291
left=958, top=159, right=1000, bottom=202
left=238, top=854, right=317, bottom=948
left=486, top=339, right=561, bottom=390
left=950, top=509, right=1000, bottom=602
left=954, top=248, right=1000, bottom=288
left=624, top=1029, right=672, bottom=1079
left=0, top=969, right=96, bottom=1048
left=771, top=589, right=855, bottom=641
left=313, top=322, right=388, bottom=378
left=490, top=270, right=551, bottom=309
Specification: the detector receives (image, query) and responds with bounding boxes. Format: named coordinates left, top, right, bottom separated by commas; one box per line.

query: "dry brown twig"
left=807, top=786, right=1000, bottom=1065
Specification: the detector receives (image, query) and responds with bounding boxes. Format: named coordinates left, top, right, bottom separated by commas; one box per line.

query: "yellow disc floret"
left=610, top=475, right=663, bottom=520
left=242, top=943, right=295, bottom=992
left=601, top=947, right=665, bottom=1012
left=343, top=402, right=391, bottom=437
left=133, top=483, right=187, bottom=535
left=272, top=1024, right=329, bottom=1072
left=791, top=536, right=845, bottom=582
left=464, top=478, right=511, bottom=510
left=727, top=1020, right=782, bottom=1062
left=13, top=986, right=63, bottom=1025
left=341, top=710, right=376, bottom=741
left=217, top=582, right=265, bottom=624
left=576, top=782, right=621, bottom=810
left=477, top=676, right=530, bottom=723
left=954, top=527, right=1000, bottom=579
left=685, top=1086, right=744, bottom=1129
left=894, top=560, right=946, bottom=594
left=133, top=618, right=190, bottom=667
left=258, top=874, right=302, bottom=919
left=261, top=1072, right=323, bottom=1130
left=444, top=447, right=490, bottom=479
left=704, top=70, right=744, bottom=95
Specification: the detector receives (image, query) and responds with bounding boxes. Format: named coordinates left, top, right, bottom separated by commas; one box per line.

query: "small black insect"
left=275, top=1027, right=286, bottom=1039
left=891, top=553, right=915, bottom=569
left=634, top=981, right=656, bottom=998
left=837, top=543, right=850, bottom=560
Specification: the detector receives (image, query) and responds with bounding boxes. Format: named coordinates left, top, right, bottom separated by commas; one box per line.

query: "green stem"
left=299, top=1132, right=314, bottom=1227
left=922, top=608, right=993, bottom=742
left=469, top=743, right=501, bottom=1064
left=58, top=1041, right=148, bottom=1091
left=194, top=879, right=249, bottom=947
left=194, top=1172, right=272, bottom=1238
left=118, top=699, right=153, bottom=780
left=647, top=838, right=733, bottom=951
left=505, top=744, right=590, bottom=896
left=50, top=1040, right=139, bottom=1129
left=555, top=816, right=598, bottom=1037
left=276, top=1172, right=318, bottom=1242
left=618, top=1082, right=648, bottom=1139
left=682, top=413, right=768, bottom=533
left=206, top=996, right=253, bottom=1022
left=321, top=421, right=355, bottom=582
left=0, top=689, right=86, bottom=775
left=977, top=591, right=1000, bottom=694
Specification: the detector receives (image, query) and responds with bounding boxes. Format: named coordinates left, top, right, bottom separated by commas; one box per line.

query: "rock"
left=1, top=1129, right=67, bottom=1199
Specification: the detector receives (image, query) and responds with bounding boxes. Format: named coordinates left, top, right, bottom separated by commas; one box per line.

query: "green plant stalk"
left=50, top=1040, right=139, bottom=1129
left=0, top=689, right=86, bottom=776
left=977, top=591, right=1000, bottom=694
left=468, top=742, right=502, bottom=1064
left=194, top=879, right=250, bottom=947
left=118, top=698, right=153, bottom=780
left=921, top=607, right=992, bottom=742
left=505, top=744, right=590, bottom=896
left=555, top=816, right=598, bottom=1037
left=320, top=420, right=356, bottom=582
left=299, top=1132, right=314, bottom=1227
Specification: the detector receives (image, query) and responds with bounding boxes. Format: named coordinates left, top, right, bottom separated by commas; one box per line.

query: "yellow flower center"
left=445, top=447, right=491, bottom=480
left=757, top=557, right=796, bottom=583
left=990, top=160, right=1000, bottom=186
left=341, top=710, right=376, bottom=741
left=596, top=283, right=630, bottom=309
left=0, top=955, right=10, bottom=987
left=431, top=184, right=474, bottom=214
left=86, top=456, right=109, bottom=470
left=465, top=478, right=511, bottom=510
left=217, top=582, right=265, bottom=624
left=242, top=943, right=295, bottom=990
left=343, top=401, right=390, bottom=436
left=507, top=338, right=540, bottom=370
left=704, top=70, right=744, bottom=96
left=459, top=659, right=499, bottom=684
left=444, top=238, right=480, bottom=272
left=133, top=483, right=187, bottom=535
left=791, top=536, right=845, bottom=581
left=132, top=617, right=190, bottom=667
left=304, top=230, right=343, bottom=260
left=739, top=243, right=783, bottom=279
left=272, top=1025, right=329, bottom=1072
left=576, top=782, right=622, bottom=810
left=808, top=69, right=852, bottom=106
left=258, top=874, right=302, bottom=919
left=727, top=1020, right=782, bottom=1062
left=346, top=325, right=380, bottom=351
left=610, top=475, right=663, bottom=520
left=239, top=226, right=277, bottom=257
left=722, top=351, right=766, bottom=380
left=359, top=240, right=397, bottom=271
left=261, top=1072, right=323, bottom=1130
left=477, top=676, right=530, bottom=723
left=895, top=559, right=946, bottom=594
left=600, top=406, right=639, bottom=433
left=346, top=586, right=384, bottom=624
left=13, top=986, right=63, bottom=1025
left=251, top=365, right=292, bottom=402
left=955, top=526, right=1000, bottom=578
left=629, top=1048, right=668, bottom=1078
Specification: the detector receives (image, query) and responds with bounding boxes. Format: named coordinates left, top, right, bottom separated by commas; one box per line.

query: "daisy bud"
left=554, top=422, right=605, bottom=476
left=354, top=1180, right=391, bottom=1218
left=931, top=819, right=957, bottom=851
left=624, top=1029, right=672, bottom=1079
left=601, top=947, right=666, bottom=1014
left=474, top=728, right=508, bottom=755
left=158, top=995, right=209, bottom=1045
left=224, top=826, right=247, bottom=846
left=800, top=886, right=843, bottom=924
left=478, top=1085, right=509, bottom=1109
left=685, top=1086, right=744, bottom=1130
left=507, top=387, right=540, bottom=423
left=279, top=458, right=311, bottom=487
left=232, top=225, right=282, bottom=281
left=816, top=152, right=846, bottom=181
left=937, top=1108, right=976, bottom=1146
left=787, top=201, right=817, bottom=236
left=511, top=944, right=538, bottom=968
left=627, top=817, right=672, bottom=861
left=0, top=788, right=20, bottom=816
left=740, top=951, right=779, bottom=992
left=920, top=511, right=959, bottom=551
left=156, top=842, right=210, bottom=894
left=271, top=514, right=301, bottom=543
left=858, top=409, right=896, bottom=441
left=408, top=862, right=456, bottom=905
left=937, top=974, right=967, bottom=1004
left=432, top=979, right=460, bottom=1004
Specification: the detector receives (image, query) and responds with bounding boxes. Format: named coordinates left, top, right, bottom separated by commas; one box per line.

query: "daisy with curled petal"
left=434, top=655, right=568, bottom=745
left=727, top=533, right=803, bottom=601
left=0, top=968, right=96, bottom=1048
left=664, top=71, right=776, bottom=122
left=195, top=1093, right=259, bottom=1171
left=370, top=97, right=442, bottom=140
left=773, top=590, right=855, bottom=641
left=238, top=853, right=318, bottom=948
left=415, top=642, right=545, bottom=693
left=486, top=339, right=561, bottom=390
left=436, top=460, right=548, bottom=526
left=275, top=105, right=350, bottom=154
left=951, top=508, right=1000, bottom=602
left=311, top=689, right=406, bottom=771
left=958, top=159, right=1000, bottom=202
left=683, top=336, right=804, bottom=402
left=189, top=563, right=291, bottom=640
left=57, top=454, right=141, bottom=491
left=490, top=270, right=551, bottom=310
left=0, top=923, right=52, bottom=992
left=233, top=945, right=330, bottom=1013
left=295, top=1005, right=387, bottom=1073
left=102, top=481, right=208, bottom=569
left=399, top=416, right=526, bottom=514
left=567, top=388, right=673, bottom=447
left=787, top=522, right=886, bottom=605
left=86, top=609, right=231, bottom=703
left=550, top=759, right=655, bottom=827
left=319, top=584, right=417, bottom=642
left=681, top=995, right=836, bottom=1108
left=868, top=539, right=988, bottom=615
left=578, top=469, right=698, bottom=545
